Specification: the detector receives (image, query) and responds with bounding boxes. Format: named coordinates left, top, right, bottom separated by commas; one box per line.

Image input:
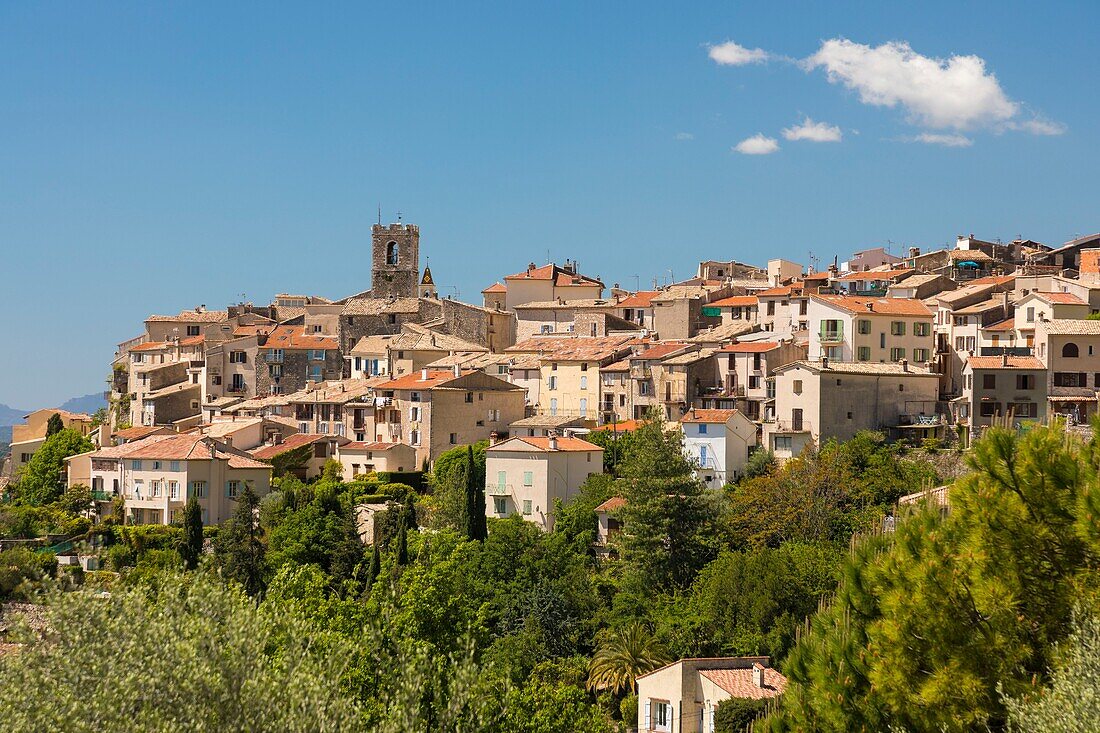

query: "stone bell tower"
left=371, top=222, right=420, bottom=299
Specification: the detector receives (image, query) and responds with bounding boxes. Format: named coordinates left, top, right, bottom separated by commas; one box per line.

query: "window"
left=169, top=481, right=179, bottom=499
left=540, top=324, right=553, bottom=334
left=773, top=436, right=792, bottom=451
left=983, top=374, right=996, bottom=390
left=548, top=376, right=558, bottom=390
left=465, top=392, right=474, bottom=403
left=1026, top=307, right=1035, bottom=323
left=1054, top=372, right=1084, bottom=388
left=523, top=471, right=533, bottom=486
left=493, top=497, right=507, bottom=515
left=880, top=332, right=886, bottom=348
left=698, top=423, right=708, bottom=435
left=651, top=700, right=670, bottom=730
left=857, top=319, right=871, bottom=335
left=890, top=321, right=906, bottom=336
left=1011, top=402, right=1038, bottom=418
left=309, top=365, right=322, bottom=382
left=386, top=240, right=399, bottom=265
left=580, top=362, right=588, bottom=371
left=857, top=346, right=871, bottom=361
left=913, top=348, right=930, bottom=362
left=522, top=499, right=532, bottom=515
left=186, top=325, right=201, bottom=336
left=579, top=397, right=588, bottom=415
left=1014, top=373, right=1035, bottom=390
left=767, top=301, right=776, bottom=316
left=152, top=461, right=162, bottom=470
left=979, top=402, right=1001, bottom=417
left=549, top=399, right=558, bottom=416
left=131, top=460, right=142, bottom=470
left=226, top=481, right=239, bottom=499
left=151, top=481, right=161, bottom=497
left=1063, top=342, right=1080, bottom=358
left=410, top=430, right=421, bottom=445
left=890, top=348, right=905, bottom=361
left=580, top=375, right=588, bottom=390
left=449, top=433, right=457, bottom=444
left=793, top=379, right=803, bottom=394
left=170, top=461, right=180, bottom=472
left=309, top=350, right=326, bottom=361
left=191, top=481, right=206, bottom=498
left=956, top=336, right=965, bottom=351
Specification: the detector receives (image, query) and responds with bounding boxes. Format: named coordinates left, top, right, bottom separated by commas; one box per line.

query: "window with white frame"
left=169, top=481, right=179, bottom=499
left=192, top=481, right=206, bottom=498
left=522, top=499, right=532, bottom=515
left=227, top=481, right=239, bottom=499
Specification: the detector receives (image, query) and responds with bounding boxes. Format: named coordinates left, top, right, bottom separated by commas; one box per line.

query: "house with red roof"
left=636, top=657, right=787, bottom=733
left=702, top=339, right=806, bottom=419
left=500, top=260, right=604, bottom=311
left=807, top=294, right=935, bottom=366
left=958, top=354, right=1048, bottom=433
left=484, top=433, right=603, bottom=531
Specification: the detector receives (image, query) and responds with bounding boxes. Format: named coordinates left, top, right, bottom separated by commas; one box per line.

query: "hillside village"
left=5, top=222, right=1100, bottom=731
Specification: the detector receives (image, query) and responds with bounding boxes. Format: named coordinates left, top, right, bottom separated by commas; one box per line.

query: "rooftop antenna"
left=808, top=251, right=819, bottom=273
left=631, top=275, right=640, bottom=291
left=377, top=204, right=382, bottom=225
left=396, top=210, right=402, bottom=223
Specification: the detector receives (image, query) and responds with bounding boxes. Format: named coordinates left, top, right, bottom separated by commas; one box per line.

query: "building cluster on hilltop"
left=9, top=222, right=1100, bottom=531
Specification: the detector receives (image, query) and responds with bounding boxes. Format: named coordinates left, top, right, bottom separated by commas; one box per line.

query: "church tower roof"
left=421, top=266, right=435, bottom=285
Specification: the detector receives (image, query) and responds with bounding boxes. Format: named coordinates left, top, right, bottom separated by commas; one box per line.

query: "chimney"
left=752, top=663, right=766, bottom=689
left=1002, top=351, right=1009, bottom=367
left=1002, top=289, right=1010, bottom=314
left=864, top=302, right=874, bottom=311
left=821, top=355, right=829, bottom=369
left=421, top=368, right=429, bottom=380
left=908, top=246, right=921, bottom=258
left=900, top=358, right=908, bottom=372
left=489, top=431, right=500, bottom=446
left=547, top=431, right=558, bottom=451
left=453, top=364, right=461, bottom=378
left=528, top=262, right=537, bottom=272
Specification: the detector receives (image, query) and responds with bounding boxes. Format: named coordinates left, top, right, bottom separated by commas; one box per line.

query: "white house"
left=680, top=408, right=758, bottom=487
left=484, top=434, right=603, bottom=531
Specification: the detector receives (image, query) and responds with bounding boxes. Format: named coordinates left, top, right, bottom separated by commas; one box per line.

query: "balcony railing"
left=770, top=418, right=812, bottom=433
left=264, top=352, right=284, bottom=363
left=91, top=490, right=114, bottom=502
left=486, top=483, right=513, bottom=497
left=819, top=325, right=844, bottom=343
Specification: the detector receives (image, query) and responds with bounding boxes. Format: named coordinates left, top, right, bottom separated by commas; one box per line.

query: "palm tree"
left=587, top=621, right=670, bottom=694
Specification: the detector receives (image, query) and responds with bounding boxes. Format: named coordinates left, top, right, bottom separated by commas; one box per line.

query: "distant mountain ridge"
left=0, top=403, right=26, bottom=427
left=58, top=392, right=108, bottom=416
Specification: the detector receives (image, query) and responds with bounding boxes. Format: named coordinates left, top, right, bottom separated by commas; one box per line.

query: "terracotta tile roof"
left=146, top=309, right=228, bottom=323
left=602, top=359, right=630, bottom=372
left=280, top=379, right=377, bottom=404
left=93, top=434, right=268, bottom=469
left=949, top=249, right=993, bottom=261
left=966, top=356, right=1046, bottom=370
left=812, top=294, right=933, bottom=316
left=340, top=297, right=422, bottom=316
left=481, top=282, right=507, bottom=293
left=341, top=441, right=404, bottom=451
left=718, top=341, right=779, bottom=353
left=504, top=264, right=604, bottom=288
left=780, top=360, right=938, bottom=376
left=983, top=318, right=1015, bottom=332
left=352, top=328, right=487, bottom=355
left=113, top=426, right=172, bottom=441
left=969, top=274, right=1016, bottom=287
left=709, top=296, right=759, bottom=307
left=260, top=325, right=338, bottom=351
left=955, top=298, right=1008, bottom=315
left=663, top=348, right=717, bottom=366
left=493, top=436, right=603, bottom=452
left=699, top=667, right=787, bottom=700
left=249, top=433, right=342, bottom=460
left=594, top=496, right=626, bottom=512
left=374, top=369, right=475, bottom=390
left=1037, top=319, right=1100, bottom=336
left=131, top=341, right=170, bottom=352
left=178, top=335, right=205, bottom=347
left=507, top=335, right=638, bottom=361
left=593, top=419, right=644, bottom=432
left=681, top=408, right=739, bottom=423
left=757, top=286, right=794, bottom=297
left=616, top=290, right=661, bottom=308
left=1034, top=291, right=1088, bottom=305
left=634, top=343, right=691, bottom=360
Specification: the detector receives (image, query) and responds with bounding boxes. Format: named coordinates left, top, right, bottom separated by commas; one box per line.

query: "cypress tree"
left=180, top=497, right=204, bottom=570
left=214, top=486, right=266, bottom=596
left=395, top=516, right=409, bottom=566
left=365, top=542, right=380, bottom=590
left=464, top=445, right=487, bottom=541
left=45, top=413, right=64, bottom=437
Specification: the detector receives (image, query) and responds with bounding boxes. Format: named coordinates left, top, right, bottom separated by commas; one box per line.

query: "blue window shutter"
left=643, top=701, right=650, bottom=730
left=224, top=482, right=231, bottom=498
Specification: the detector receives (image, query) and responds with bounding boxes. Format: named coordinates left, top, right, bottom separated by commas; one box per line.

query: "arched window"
left=1063, top=342, right=1079, bottom=358
left=386, top=241, right=399, bottom=265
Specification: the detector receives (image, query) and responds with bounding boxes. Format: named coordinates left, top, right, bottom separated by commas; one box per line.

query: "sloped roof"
left=491, top=436, right=602, bottom=453
left=813, top=294, right=933, bottom=316
left=982, top=318, right=1015, bottom=332
left=374, top=369, right=476, bottom=390
left=261, top=325, right=339, bottom=351
left=481, top=282, right=507, bottom=294
left=709, top=296, right=759, bottom=307
left=681, top=409, right=739, bottom=423
left=146, top=309, right=228, bottom=323
left=616, top=291, right=661, bottom=308
left=504, top=264, right=604, bottom=288
left=341, top=297, right=422, bottom=316
left=966, top=356, right=1045, bottom=370
left=249, top=433, right=345, bottom=460
left=594, top=496, right=626, bottom=512
left=699, top=667, right=787, bottom=700
left=718, top=341, right=780, bottom=353
left=1037, top=319, right=1100, bottom=336
left=93, top=434, right=268, bottom=469
left=1034, top=291, right=1088, bottom=305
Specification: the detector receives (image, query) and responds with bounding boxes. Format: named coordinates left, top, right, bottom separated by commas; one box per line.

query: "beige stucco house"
left=956, top=355, right=1048, bottom=433
left=336, top=441, right=417, bottom=478
left=484, top=435, right=603, bottom=531
left=808, top=294, right=934, bottom=365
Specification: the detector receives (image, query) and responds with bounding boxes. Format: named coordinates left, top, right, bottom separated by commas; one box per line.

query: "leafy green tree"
left=45, top=413, right=64, bottom=437
left=587, top=621, right=669, bottom=695
left=618, top=416, right=720, bottom=591
left=715, top=698, right=769, bottom=733
left=14, top=429, right=94, bottom=505
left=395, top=515, right=409, bottom=566
left=1006, top=610, right=1100, bottom=732
left=0, top=573, right=363, bottom=732
left=366, top=542, right=381, bottom=591
left=431, top=441, right=488, bottom=529
left=179, top=497, right=204, bottom=570
left=764, top=424, right=1094, bottom=732
left=55, top=484, right=93, bottom=517
left=743, top=448, right=776, bottom=480
left=214, top=485, right=267, bottom=595
left=585, top=425, right=640, bottom=475
left=554, top=472, right=616, bottom=545
left=266, top=483, right=363, bottom=583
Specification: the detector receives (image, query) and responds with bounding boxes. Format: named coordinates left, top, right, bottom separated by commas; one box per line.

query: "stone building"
left=371, top=222, right=421, bottom=299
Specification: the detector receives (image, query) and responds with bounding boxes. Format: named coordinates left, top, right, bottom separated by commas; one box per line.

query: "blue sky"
left=2, top=2, right=1097, bottom=408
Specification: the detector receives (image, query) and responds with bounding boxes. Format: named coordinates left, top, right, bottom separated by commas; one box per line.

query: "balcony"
left=91, top=490, right=114, bottom=502
left=264, top=352, right=284, bottom=364
left=630, top=365, right=652, bottom=379
left=486, top=483, right=512, bottom=497
left=819, top=325, right=844, bottom=344
left=771, top=418, right=812, bottom=433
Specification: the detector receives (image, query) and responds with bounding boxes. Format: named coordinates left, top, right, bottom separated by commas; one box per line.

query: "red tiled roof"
left=113, top=426, right=172, bottom=441
left=250, top=433, right=337, bottom=459
left=94, top=434, right=268, bottom=469
left=131, top=341, right=170, bottom=352
left=983, top=318, right=1015, bottom=332
left=709, top=296, right=758, bottom=307
left=504, top=264, right=603, bottom=287
left=495, top=436, right=603, bottom=452
left=594, top=496, right=626, bottom=512
left=966, top=355, right=1045, bottom=370
left=179, top=335, right=205, bottom=347
left=635, top=343, right=690, bottom=360
left=757, top=286, right=794, bottom=297
left=482, top=282, right=507, bottom=293
left=593, top=419, right=644, bottom=433
left=1035, top=291, right=1088, bottom=305
left=718, top=341, right=779, bottom=353
left=261, top=325, right=339, bottom=351
left=969, top=274, right=1016, bottom=287
left=602, top=359, right=630, bottom=372
left=812, top=294, right=933, bottom=316
left=341, top=441, right=404, bottom=451
left=700, top=667, right=787, bottom=700
left=374, top=369, right=474, bottom=390
left=681, top=409, right=739, bottom=423
left=616, top=290, right=661, bottom=308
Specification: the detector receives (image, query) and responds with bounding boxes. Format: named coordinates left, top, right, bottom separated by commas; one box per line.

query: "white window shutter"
left=644, top=701, right=650, bottom=730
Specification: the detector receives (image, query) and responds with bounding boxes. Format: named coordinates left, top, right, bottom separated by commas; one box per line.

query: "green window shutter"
left=224, top=482, right=232, bottom=498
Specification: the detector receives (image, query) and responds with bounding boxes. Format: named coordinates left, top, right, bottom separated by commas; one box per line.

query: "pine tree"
left=179, top=497, right=204, bottom=570
left=465, top=445, right=487, bottom=541
left=214, top=486, right=266, bottom=596
left=45, top=413, right=64, bottom=438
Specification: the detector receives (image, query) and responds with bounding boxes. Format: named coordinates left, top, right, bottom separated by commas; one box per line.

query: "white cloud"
left=674, top=132, right=694, bottom=140
left=733, top=134, right=779, bottom=155
left=911, top=133, right=973, bottom=147
left=805, top=39, right=1018, bottom=130
left=708, top=41, right=769, bottom=66
left=782, top=117, right=842, bottom=142
left=1005, top=119, right=1066, bottom=136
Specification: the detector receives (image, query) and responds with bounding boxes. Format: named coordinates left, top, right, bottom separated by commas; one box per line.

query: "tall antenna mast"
left=377, top=204, right=381, bottom=225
